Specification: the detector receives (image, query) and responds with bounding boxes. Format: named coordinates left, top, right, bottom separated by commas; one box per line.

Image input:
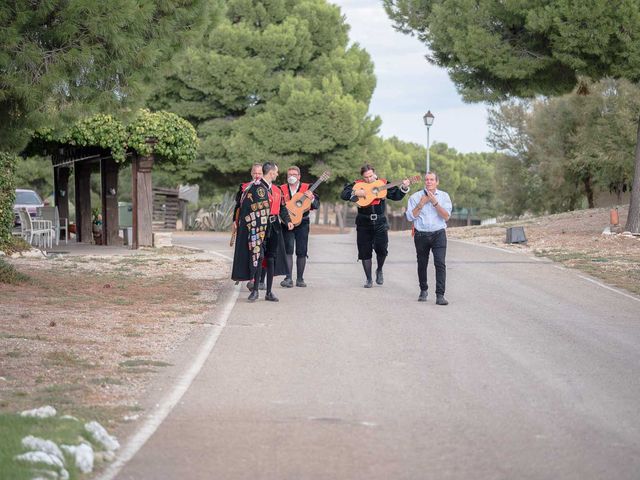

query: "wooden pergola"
left=51, top=143, right=157, bottom=248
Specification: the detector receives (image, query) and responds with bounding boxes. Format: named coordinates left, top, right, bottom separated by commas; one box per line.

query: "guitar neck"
left=308, top=176, right=326, bottom=193
left=378, top=179, right=405, bottom=191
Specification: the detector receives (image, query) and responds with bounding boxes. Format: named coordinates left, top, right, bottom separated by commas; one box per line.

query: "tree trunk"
left=584, top=176, right=595, bottom=209
left=625, top=116, right=640, bottom=233
left=323, top=202, right=329, bottom=225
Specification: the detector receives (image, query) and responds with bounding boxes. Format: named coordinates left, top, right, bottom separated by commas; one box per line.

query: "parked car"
left=13, top=189, right=44, bottom=226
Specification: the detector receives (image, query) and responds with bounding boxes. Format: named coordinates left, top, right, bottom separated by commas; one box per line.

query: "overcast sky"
left=330, top=0, right=492, bottom=153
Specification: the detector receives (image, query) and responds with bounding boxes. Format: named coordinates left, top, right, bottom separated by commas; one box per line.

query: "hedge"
left=0, top=152, right=17, bottom=249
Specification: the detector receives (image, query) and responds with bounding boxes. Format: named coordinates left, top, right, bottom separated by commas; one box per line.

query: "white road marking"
left=97, top=254, right=239, bottom=480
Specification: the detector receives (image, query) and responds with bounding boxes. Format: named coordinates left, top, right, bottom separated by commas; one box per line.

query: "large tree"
left=384, top=0, right=640, bottom=231
left=0, top=0, right=211, bottom=153
left=149, top=0, right=379, bottom=194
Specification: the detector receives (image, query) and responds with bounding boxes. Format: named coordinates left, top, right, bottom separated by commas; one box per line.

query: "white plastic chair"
left=37, top=206, right=68, bottom=245
left=19, top=208, right=53, bottom=249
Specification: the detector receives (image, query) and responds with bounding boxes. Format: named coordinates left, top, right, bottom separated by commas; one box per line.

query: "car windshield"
left=15, top=191, right=42, bottom=205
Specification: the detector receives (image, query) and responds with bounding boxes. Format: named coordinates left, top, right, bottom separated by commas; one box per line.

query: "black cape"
left=231, top=181, right=288, bottom=281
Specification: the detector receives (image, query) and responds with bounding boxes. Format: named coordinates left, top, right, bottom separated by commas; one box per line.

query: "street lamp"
left=423, top=110, right=435, bottom=174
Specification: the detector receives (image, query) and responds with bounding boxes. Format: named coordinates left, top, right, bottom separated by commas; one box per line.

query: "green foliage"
left=149, top=0, right=379, bottom=194
left=488, top=79, right=640, bottom=215
left=0, top=0, right=211, bottom=154
left=0, top=258, right=29, bottom=285
left=127, top=110, right=199, bottom=169
left=31, top=110, right=198, bottom=166
left=0, top=152, right=17, bottom=246
left=384, top=0, right=640, bottom=230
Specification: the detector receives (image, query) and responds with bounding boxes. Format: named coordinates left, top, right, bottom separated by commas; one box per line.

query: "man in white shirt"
left=405, top=172, right=452, bottom=305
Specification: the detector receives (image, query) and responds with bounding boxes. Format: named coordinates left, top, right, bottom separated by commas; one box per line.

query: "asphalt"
left=109, top=230, right=640, bottom=480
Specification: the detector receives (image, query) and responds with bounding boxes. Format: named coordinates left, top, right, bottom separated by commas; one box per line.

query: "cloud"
left=330, top=0, right=491, bottom=152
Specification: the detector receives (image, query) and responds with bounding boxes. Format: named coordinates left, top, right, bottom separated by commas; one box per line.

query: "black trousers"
left=414, top=229, right=447, bottom=295
left=283, top=221, right=309, bottom=257
left=356, top=218, right=389, bottom=261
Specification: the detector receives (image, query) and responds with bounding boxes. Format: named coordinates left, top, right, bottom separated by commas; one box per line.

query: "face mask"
left=288, top=176, right=298, bottom=185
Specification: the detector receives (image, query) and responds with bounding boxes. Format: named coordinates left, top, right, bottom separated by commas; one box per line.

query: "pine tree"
left=148, top=0, right=379, bottom=193
left=0, top=0, right=211, bottom=153
left=384, top=0, right=640, bottom=231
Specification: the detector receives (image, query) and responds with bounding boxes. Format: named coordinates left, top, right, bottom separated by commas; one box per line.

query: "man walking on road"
left=280, top=166, right=320, bottom=288
left=406, top=172, right=452, bottom=305
left=342, top=164, right=410, bottom=288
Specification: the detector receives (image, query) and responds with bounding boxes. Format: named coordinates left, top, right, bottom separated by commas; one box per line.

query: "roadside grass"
left=534, top=248, right=640, bottom=295
left=0, top=413, right=94, bottom=480
left=119, top=359, right=172, bottom=368
left=0, top=258, right=30, bottom=285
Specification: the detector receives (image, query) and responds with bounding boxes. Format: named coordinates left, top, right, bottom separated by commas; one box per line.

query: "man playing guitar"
left=341, top=164, right=411, bottom=288
left=279, top=166, right=320, bottom=287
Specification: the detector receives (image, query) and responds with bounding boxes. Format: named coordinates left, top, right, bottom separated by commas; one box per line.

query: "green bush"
left=0, top=258, right=29, bottom=285
left=0, top=152, right=17, bottom=247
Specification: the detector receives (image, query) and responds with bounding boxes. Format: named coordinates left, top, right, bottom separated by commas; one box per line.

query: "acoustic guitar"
left=355, top=175, right=422, bottom=207
left=286, top=171, right=331, bottom=226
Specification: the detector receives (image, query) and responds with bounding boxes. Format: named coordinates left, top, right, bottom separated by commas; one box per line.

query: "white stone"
left=60, top=415, right=78, bottom=421
left=20, top=406, right=57, bottom=418
left=84, top=421, right=120, bottom=451
left=22, top=436, right=64, bottom=463
left=61, top=443, right=94, bottom=473
left=153, top=232, right=173, bottom=248
left=15, top=451, right=64, bottom=469
left=123, top=414, right=140, bottom=422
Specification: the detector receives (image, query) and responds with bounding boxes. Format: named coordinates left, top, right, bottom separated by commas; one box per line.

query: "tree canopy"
left=0, top=0, right=211, bottom=153
left=384, top=0, right=640, bottom=230
left=149, top=0, right=379, bottom=194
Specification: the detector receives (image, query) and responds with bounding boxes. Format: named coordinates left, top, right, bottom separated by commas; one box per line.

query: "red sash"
left=354, top=178, right=386, bottom=206
left=268, top=185, right=283, bottom=215
left=280, top=183, right=309, bottom=202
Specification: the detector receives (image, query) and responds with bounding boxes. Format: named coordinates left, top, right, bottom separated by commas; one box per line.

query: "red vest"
left=280, top=182, right=309, bottom=202
left=268, top=184, right=283, bottom=215
left=354, top=178, right=386, bottom=206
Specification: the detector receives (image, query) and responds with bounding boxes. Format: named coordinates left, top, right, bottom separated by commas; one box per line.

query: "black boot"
left=362, top=259, right=373, bottom=288
left=376, top=254, right=386, bottom=285
left=259, top=268, right=267, bottom=290
left=296, top=256, right=307, bottom=287
left=265, top=291, right=279, bottom=302
left=248, top=289, right=259, bottom=302
left=418, top=290, right=428, bottom=302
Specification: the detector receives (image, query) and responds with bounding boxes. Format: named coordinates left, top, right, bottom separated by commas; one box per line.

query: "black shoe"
left=376, top=269, right=384, bottom=285
left=265, top=292, right=279, bottom=302
left=364, top=279, right=373, bottom=288
left=280, top=277, right=293, bottom=288
left=248, top=290, right=259, bottom=302
left=258, top=281, right=266, bottom=290
left=246, top=281, right=254, bottom=292
left=296, top=279, right=307, bottom=287
left=418, top=290, right=428, bottom=302
left=436, top=295, right=449, bottom=306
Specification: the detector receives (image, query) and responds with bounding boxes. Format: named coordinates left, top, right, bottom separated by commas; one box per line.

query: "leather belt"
left=415, top=228, right=444, bottom=236
left=268, top=215, right=278, bottom=223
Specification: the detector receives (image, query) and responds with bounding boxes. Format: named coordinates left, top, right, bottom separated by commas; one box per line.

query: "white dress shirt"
left=405, top=189, right=452, bottom=232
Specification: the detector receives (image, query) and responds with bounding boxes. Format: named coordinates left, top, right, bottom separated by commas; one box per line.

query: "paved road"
left=115, top=230, right=640, bottom=479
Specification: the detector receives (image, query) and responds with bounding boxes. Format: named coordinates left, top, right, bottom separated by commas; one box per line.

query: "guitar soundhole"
left=372, top=188, right=379, bottom=195
left=296, top=201, right=303, bottom=207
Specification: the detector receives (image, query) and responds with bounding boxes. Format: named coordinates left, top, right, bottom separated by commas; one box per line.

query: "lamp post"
left=423, top=110, right=435, bottom=174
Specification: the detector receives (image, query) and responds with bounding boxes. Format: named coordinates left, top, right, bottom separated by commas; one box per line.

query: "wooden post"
left=74, top=162, right=93, bottom=243
left=54, top=166, right=70, bottom=241
left=134, top=139, right=156, bottom=247
left=101, top=157, right=120, bottom=246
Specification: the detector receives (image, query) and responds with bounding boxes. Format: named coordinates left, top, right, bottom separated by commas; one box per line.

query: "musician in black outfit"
left=279, top=165, right=320, bottom=288
left=341, top=164, right=410, bottom=288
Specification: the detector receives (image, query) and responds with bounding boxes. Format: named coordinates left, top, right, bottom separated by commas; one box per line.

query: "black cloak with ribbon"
left=231, top=181, right=288, bottom=281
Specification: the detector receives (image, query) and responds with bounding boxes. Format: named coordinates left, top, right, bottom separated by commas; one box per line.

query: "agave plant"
left=192, top=192, right=235, bottom=231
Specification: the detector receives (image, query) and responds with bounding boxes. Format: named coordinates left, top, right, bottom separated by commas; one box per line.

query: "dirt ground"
left=0, top=247, right=230, bottom=431
left=447, top=205, right=640, bottom=296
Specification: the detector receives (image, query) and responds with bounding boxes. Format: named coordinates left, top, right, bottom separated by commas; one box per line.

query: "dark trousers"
left=356, top=219, right=389, bottom=260
left=283, top=221, right=309, bottom=257
left=414, top=229, right=447, bottom=295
